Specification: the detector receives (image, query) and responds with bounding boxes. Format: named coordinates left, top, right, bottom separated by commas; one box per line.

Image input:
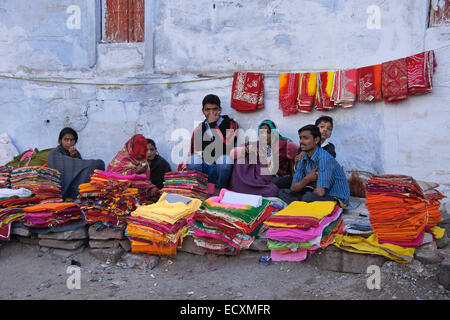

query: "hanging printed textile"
left=331, top=69, right=357, bottom=108
left=279, top=73, right=300, bottom=116
left=315, top=71, right=335, bottom=111
left=231, top=72, right=265, bottom=112
left=381, top=57, right=408, bottom=104
left=296, top=73, right=317, bottom=113
left=407, top=50, right=436, bottom=95
left=357, top=64, right=382, bottom=102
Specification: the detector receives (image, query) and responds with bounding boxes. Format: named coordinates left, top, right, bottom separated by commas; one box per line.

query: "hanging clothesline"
left=0, top=44, right=448, bottom=87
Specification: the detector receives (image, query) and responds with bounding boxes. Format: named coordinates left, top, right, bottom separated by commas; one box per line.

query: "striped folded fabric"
left=296, top=73, right=317, bottom=113
left=189, top=189, right=274, bottom=255
left=10, top=166, right=62, bottom=203
left=161, top=171, right=208, bottom=199
left=75, top=169, right=151, bottom=227
left=0, top=166, right=13, bottom=188
left=0, top=192, right=41, bottom=241
left=279, top=73, right=300, bottom=116
left=23, top=202, right=82, bottom=230
left=264, top=201, right=343, bottom=262
left=366, top=174, right=444, bottom=248
left=315, top=72, right=335, bottom=111
left=407, top=50, right=436, bottom=95
left=331, top=69, right=357, bottom=108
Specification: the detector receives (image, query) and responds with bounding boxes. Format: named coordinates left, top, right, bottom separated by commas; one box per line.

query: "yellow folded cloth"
left=333, top=234, right=415, bottom=263
left=272, top=201, right=337, bottom=219
left=430, top=226, right=445, bottom=239
left=131, top=192, right=201, bottom=224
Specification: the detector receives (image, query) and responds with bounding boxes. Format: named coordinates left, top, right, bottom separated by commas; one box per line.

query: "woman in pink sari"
left=106, top=134, right=150, bottom=176
left=107, top=134, right=160, bottom=199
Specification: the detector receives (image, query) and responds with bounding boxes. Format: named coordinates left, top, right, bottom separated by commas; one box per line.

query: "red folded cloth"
left=231, top=72, right=265, bottom=112
left=382, top=57, right=408, bottom=103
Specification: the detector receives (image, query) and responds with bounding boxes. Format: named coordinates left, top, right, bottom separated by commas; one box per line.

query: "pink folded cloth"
left=266, top=207, right=342, bottom=242
left=271, top=249, right=308, bottom=262
left=207, top=188, right=248, bottom=208
left=207, top=183, right=216, bottom=195
left=95, top=170, right=148, bottom=181
left=193, top=229, right=240, bottom=249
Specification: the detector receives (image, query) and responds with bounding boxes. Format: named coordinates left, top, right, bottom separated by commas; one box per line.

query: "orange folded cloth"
left=24, top=202, right=78, bottom=212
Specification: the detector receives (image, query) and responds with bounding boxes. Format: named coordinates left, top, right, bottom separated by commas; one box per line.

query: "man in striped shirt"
left=278, top=124, right=349, bottom=206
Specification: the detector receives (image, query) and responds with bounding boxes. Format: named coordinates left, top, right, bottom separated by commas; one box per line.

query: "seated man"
left=278, top=124, right=349, bottom=206
left=273, top=115, right=337, bottom=190
left=187, top=94, right=238, bottom=194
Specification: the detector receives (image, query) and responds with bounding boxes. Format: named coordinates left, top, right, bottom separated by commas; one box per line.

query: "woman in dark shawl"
left=228, top=120, right=299, bottom=197
left=146, top=139, right=172, bottom=190
left=47, top=127, right=105, bottom=199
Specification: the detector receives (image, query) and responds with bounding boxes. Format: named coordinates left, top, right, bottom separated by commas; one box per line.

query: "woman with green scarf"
left=228, top=120, right=299, bottom=197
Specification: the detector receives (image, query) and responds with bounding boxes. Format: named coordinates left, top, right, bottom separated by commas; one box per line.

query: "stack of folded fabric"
left=366, top=174, right=443, bottom=248
left=92, top=170, right=155, bottom=205
left=126, top=192, right=202, bottom=255
left=0, top=166, right=13, bottom=188
left=23, top=202, right=87, bottom=252
left=76, top=170, right=150, bottom=227
left=189, top=189, right=274, bottom=255
left=0, top=188, right=40, bottom=241
left=264, top=201, right=343, bottom=262
left=161, top=171, right=208, bottom=199
left=23, top=202, right=82, bottom=230
left=342, top=215, right=373, bottom=236
left=333, top=174, right=446, bottom=264
left=10, top=166, right=62, bottom=203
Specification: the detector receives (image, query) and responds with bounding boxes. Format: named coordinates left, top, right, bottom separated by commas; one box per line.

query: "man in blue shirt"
left=278, top=124, right=349, bottom=206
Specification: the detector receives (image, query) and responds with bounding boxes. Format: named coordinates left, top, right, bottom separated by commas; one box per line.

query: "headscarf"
left=106, top=134, right=149, bottom=175
left=257, top=120, right=292, bottom=141
left=257, top=120, right=297, bottom=176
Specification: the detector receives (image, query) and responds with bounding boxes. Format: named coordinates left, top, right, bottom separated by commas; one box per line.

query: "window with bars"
left=429, top=0, right=450, bottom=27
left=103, top=0, right=145, bottom=42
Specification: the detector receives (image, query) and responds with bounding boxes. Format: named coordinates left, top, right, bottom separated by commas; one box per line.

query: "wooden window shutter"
left=106, top=0, right=145, bottom=42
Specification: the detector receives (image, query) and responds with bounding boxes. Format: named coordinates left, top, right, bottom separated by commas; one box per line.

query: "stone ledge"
left=38, top=227, right=88, bottom=241
left=438, top=258, right=450, bottom=290
left=309, top=246, right=387, bottom=274
left=88, top=225, right=125, bottom=240
left=88, top=247, right=125, bottom=263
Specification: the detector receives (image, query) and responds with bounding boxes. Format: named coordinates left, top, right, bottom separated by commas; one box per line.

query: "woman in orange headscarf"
left=106, top=134, right=150, bottom=177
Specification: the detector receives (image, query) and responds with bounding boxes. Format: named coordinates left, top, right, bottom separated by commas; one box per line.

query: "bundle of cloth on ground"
left=0, top=188, right=40, bottom=240
left=189, top=189, right=275, bottom=255
left=126, top=192, right=201, bottom=255
left=161, top=171, right=208, bottom=199
left=76, top=170, right=154, bottom=227
left=264, top=201, right=343, bottom=262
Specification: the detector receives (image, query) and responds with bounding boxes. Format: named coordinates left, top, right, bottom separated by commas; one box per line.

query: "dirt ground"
left=0, top=239, right=449, bottom=301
